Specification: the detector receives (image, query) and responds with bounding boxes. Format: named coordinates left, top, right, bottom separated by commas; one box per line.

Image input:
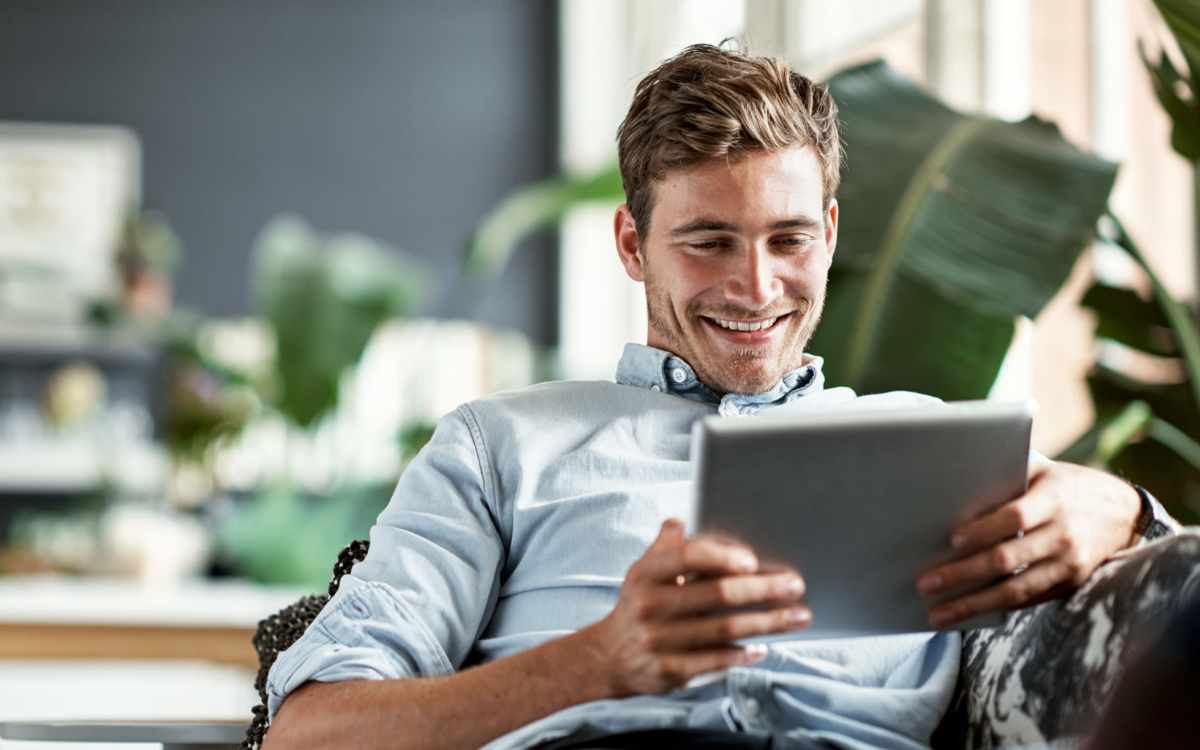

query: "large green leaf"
left=1080, top=283, right=1178, bottom=357
left=1060, top=355, right=1200, bottom=525
left=1102, top=215, right=1200, bottom=405
left=253, top=216, right=429, bottom=428
left=812, top=61, right=1118, bottom=397
left=815, top=269, right=1015, bottom=400
left=1144, top=0, right=1200, bottom=162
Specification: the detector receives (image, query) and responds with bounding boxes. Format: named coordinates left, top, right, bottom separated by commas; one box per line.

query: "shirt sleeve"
left=265, top=404, right=505, bottom=722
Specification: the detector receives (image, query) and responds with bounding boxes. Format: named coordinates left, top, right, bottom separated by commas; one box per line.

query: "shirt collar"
left=614, top=343, right=826, bottom=416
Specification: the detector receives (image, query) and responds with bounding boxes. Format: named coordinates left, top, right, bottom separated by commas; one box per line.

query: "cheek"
left=666, top=258, right=721, bottom=306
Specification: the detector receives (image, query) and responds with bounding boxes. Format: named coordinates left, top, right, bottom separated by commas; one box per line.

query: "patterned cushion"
left=934, top=531, right=1200, bottom=749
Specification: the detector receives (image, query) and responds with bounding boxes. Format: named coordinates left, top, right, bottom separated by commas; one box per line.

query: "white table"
left=0, top=575, right=310, bottom=666
left=0, top=720, right=243, bottom=749
left=0, top=576, right=310, bottom=749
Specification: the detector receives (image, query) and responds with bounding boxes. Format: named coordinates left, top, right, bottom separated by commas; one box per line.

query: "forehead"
left=652, top=147, right=824, bottom=225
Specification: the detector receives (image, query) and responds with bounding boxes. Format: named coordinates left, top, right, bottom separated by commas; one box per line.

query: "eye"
left=687, top=239, right=729, bottom=252
left=774, top=236, right=814, bottom=251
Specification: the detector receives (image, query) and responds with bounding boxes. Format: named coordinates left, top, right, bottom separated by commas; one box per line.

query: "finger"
left=1027, top=452, right=1053, bottom=480
left=928, top=558, right=1070, bottom=628
left=649, top=605, right=811, bottom=650
left=950, top=487, right=1057, bottom=555
left=919, top=524, right=1062, bottom=596
left=656, top=572, right=806, bottom=618
left=635, top=535, right=759, bottom=584
left=657, top=518, right=686, bottom=545
left=658, top=644, right=769, bottom=685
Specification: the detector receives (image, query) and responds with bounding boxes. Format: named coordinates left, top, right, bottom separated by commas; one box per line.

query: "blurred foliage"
left=216, top=480, right=393, bottom=587
left=81, top=211, right=438, bottom=584
left=469, top=165, right=622, bottom=276
left=214, top=216, right=432, bottom=584
left=1057, top=0, right=1200, bottom=524
left=116, top=209, right=182, bottom=278
left=252, top=215, right=430, bottom=428
left=398, top=420, right=438, bottom=462
left=1140, top=0, right=1200, bottom=161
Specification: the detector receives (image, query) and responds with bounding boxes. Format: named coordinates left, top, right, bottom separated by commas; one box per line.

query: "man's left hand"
left=917, top=457, right=1142, bottom=628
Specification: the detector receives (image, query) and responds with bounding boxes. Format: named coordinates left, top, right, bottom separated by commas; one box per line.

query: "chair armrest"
left=242, top=539, right=371, bottom=749
left=934, top=530, right=1200, bottom=749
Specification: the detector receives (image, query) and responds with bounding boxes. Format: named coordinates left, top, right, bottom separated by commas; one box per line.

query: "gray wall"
left=0, top=0, right=560, bottom=344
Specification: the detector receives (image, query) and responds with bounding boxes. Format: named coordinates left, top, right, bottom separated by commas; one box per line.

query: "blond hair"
left=616, top=43, right=843, bottom=238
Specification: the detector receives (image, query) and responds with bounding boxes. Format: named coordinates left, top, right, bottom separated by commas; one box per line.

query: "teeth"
left=712, top=317, right=777, bottom=332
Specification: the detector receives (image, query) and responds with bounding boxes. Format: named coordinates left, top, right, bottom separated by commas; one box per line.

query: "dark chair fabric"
left=534, top=727, right=776, bottom=749
left=933, top=531, right=1200, bottom=749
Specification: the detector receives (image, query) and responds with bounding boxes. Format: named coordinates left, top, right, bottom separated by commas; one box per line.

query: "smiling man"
left=263, top=45, right=1177, bottom=750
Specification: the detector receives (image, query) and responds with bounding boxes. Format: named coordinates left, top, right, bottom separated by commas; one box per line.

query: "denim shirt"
left=265, top=344, right=1174, bottom=749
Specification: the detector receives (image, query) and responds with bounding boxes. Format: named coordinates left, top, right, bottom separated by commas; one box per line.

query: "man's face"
left=615, top=146, right=838, bottom=395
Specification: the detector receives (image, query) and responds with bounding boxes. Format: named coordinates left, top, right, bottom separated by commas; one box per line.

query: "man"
left=264, top=45, right=1174, bottom=749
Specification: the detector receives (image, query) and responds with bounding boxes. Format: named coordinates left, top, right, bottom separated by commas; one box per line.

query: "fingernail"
left=733, top=551, right=757, bottom=572
left=787, top=577, right=804, bottom=595
left=951, top=533, right=967, bottom=549
left=742, top=644, right=768, bottom=662
left=917, top=574, right=942, bottom=594
left=786, top=607, right=810, bottom=624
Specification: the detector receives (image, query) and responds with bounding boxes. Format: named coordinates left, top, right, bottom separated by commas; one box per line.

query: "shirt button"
left=650, top=384, right=662, bottom=392
left=670, top=367, right=687, bottom=384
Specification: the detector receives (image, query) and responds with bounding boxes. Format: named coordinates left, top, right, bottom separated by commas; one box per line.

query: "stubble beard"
left=642, top=271, right=826, bottom=395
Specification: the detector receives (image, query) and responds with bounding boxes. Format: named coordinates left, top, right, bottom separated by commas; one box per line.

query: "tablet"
left=690, top=399, right=1033, bottom=640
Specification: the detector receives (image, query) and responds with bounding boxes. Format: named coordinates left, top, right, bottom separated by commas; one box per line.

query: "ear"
left=614, top=203, right=645, bottom=282
left=824, top=198, right=839, bottom=260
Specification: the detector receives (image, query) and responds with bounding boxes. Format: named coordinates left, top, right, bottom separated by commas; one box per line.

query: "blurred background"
left=0, top=0, right=1196, bottom=743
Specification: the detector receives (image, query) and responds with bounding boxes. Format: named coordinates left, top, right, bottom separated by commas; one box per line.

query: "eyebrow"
left=669, top=216, right=822, bottom=236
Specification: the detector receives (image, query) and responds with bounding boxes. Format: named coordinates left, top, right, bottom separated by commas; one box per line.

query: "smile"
left=700, top=313, right=792, bottom=338
left=710, top=316, right=777, bottom=332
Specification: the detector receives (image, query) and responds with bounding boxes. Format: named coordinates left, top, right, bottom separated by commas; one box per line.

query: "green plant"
left=253, top=215, right=430, bottom=428
left=1057, top=0, right=1200, bottom=524
left=217, top=480, right=393, bottom=586
left=210, top=217, right=434, bottom=586
left=1140, top=0, right=1200, bottom=161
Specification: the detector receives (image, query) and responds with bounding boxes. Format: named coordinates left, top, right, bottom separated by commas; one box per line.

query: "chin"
left=709, top=364, right=783, bottom=396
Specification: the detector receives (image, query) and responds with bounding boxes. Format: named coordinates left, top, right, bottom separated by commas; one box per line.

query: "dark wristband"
left=1128, top=483, right=1154, bottom=538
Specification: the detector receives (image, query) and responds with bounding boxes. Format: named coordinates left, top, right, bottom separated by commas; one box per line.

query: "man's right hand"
left=583, top=518, right=810, bottom=697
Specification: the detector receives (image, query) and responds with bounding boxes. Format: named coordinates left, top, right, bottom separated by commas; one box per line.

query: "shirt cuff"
left=265, top=578, right=453, bottom=723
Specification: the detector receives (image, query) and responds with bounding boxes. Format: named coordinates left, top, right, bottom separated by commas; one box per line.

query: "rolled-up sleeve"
left=266, top=405, right=505, bottom=721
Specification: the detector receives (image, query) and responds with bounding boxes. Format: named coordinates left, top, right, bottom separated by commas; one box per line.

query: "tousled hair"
left=616, top=42, right=843, bottom=239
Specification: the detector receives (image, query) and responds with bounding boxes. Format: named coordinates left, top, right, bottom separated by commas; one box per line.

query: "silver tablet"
left=691, top=399, right=1033, bottom=640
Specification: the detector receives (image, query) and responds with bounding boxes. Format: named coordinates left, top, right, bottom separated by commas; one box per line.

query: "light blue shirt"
left=266, top=343, right=963, bottom=749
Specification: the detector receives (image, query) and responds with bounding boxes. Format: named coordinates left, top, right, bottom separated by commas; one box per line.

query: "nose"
left=725, top=243, right=782, bottom=310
